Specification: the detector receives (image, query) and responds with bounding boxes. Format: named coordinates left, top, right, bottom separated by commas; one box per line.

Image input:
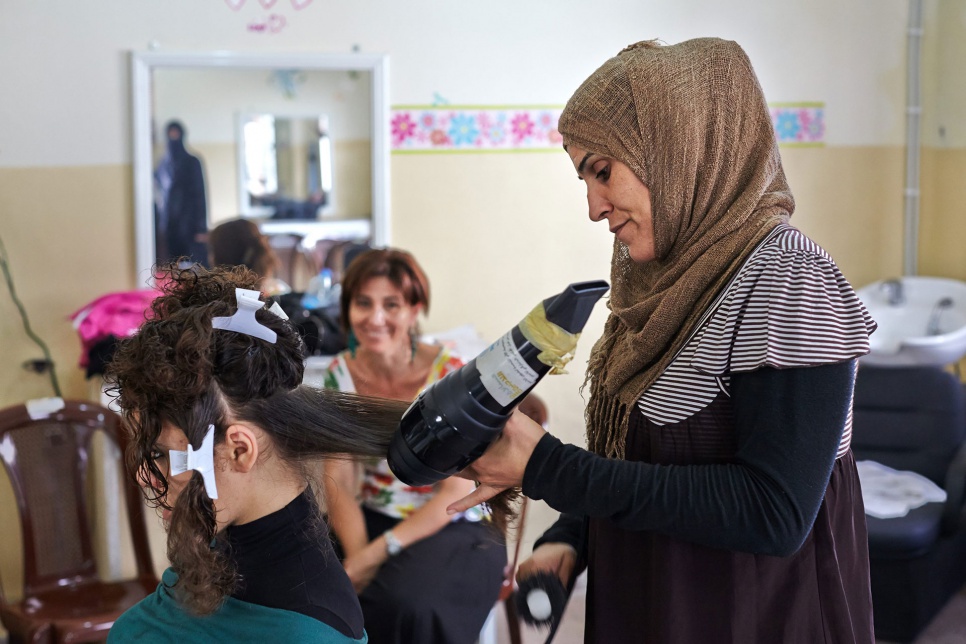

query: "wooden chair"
left=265, top=232, right=316, bottom=292
left=0, top=400, right=158, bottom=643
left=500, top=393, right=549, bottom=644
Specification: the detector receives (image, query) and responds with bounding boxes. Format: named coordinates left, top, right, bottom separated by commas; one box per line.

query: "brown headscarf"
left=558, top=38, right=794, bottom=458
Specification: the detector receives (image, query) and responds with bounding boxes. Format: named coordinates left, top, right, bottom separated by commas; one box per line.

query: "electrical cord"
left=0, top=234, right=62, bottom=397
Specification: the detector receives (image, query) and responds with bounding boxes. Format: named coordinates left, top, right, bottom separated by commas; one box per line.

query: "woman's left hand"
left=342, top=540, right=388, bottom=593
left=446, top=408, right=547, bottom=514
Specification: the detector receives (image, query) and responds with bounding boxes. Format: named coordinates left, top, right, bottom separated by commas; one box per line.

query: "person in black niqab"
left=154, top=120, right=209, bottom=266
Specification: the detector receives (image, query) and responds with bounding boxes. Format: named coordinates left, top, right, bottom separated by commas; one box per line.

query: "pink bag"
left=69, top=290, right=159, bottom=368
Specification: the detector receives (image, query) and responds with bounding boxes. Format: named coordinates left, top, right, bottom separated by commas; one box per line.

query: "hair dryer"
left=387, top=280, right=609, bottom=486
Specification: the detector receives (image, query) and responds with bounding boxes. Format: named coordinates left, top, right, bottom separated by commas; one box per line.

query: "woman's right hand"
left=446, top=408, right=546, bottom=514
left=516, top=542, right=578, bottom=590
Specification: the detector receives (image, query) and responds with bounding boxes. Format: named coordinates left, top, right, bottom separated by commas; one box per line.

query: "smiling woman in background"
left=322, top=248, right=506, bottom=644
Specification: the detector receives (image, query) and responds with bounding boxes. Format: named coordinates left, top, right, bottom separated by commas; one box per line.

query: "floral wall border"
left=390, top=105, right=562, bottom=153
left=390, top=103, right=824, bottom=153
left=770, top=102, right=825, bottom=147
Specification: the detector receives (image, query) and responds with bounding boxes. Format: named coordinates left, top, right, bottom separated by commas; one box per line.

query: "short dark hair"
left=338, top=248, right=430, bottom=333
left=208, top=218, right=279, bottom=279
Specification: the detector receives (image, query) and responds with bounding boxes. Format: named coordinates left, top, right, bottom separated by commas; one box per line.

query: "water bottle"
left=387, top=280, right=609, bottom=486
left=301, top=268, right=340, bottom=310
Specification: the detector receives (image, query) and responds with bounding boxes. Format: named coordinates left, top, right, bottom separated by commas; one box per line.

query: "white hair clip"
left=170, top=424, right=219, bottom=499
left=267, top=300, right=289, bottom=320
left=212, top=288, right=278, bottom=343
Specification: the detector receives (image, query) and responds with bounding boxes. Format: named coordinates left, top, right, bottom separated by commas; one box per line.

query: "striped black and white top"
left=637, top=225, right=876, bottom=459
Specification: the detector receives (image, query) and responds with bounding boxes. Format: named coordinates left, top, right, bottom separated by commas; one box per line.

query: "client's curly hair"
left=106, top=263, right=413, bottom=614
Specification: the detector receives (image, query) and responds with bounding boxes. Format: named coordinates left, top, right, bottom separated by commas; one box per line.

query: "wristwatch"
left=383, top=530, right=403, bottom=556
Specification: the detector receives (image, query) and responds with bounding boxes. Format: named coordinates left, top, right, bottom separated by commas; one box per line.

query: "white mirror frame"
left=131, top=51, right=391, bottom=280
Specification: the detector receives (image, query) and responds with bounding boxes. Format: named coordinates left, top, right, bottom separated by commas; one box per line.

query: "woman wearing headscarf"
left=449, top=38, right=877, bottom=643
left=155, top=120, right=209, bottom=266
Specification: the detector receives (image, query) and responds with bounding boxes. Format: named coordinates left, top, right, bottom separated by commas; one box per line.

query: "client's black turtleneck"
left=224, top=490, right=364, bottom=640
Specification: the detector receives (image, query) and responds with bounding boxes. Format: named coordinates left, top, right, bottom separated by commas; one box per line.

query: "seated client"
left=105, top=263, right=409, bottom=643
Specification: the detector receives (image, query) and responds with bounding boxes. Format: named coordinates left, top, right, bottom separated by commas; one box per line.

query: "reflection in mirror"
left=131, top=52, right=389, bottom=282
left=239, top=114, right=334, bottom=221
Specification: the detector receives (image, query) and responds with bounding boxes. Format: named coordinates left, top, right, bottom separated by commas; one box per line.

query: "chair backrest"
left=502, top=395, right=548, bottom=574
left=266, top=232, right=316, bottom=290
left=491, top=393, right=550, bottom=644
left=851, top=366, right=966, bottom=486
left=0, top=400, right=155, bottom=598
left=323, top=240, right=373, bottom=283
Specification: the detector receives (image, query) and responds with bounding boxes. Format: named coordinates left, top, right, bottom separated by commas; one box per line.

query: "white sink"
left=858, top=276, right=966, bottom=367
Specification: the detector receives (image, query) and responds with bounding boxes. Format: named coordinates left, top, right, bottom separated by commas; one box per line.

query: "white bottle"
left=302, top=268, right=339, bottom=309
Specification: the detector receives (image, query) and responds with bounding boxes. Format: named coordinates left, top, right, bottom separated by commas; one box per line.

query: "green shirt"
left=108, top=568, right=368, bottom=643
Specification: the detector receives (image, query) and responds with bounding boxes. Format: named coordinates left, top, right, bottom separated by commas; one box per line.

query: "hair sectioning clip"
left=211, top=288, right=281, bottom=343
left=170, top=424, right=219, bottom=499
left=267, top=300, right=288, bottom=320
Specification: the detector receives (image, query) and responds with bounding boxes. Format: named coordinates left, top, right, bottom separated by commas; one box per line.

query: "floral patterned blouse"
left=322, top=347, right=465, bottom=520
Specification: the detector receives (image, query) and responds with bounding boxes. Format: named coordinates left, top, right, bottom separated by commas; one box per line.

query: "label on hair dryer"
left=476, top=331, right=539, bottom=407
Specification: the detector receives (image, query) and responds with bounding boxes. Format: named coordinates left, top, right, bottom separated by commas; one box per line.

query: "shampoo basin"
left=857, top=276, right=966, bottom=367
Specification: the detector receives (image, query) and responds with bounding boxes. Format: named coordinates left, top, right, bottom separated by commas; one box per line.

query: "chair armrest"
left=940, top=441, right=966, bottom=535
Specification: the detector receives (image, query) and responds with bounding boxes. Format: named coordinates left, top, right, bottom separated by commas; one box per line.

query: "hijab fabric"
left=558, top=38, right=794, bottom=458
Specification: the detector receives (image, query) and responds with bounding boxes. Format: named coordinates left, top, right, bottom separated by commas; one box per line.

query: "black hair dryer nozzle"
left=387, top=280, right=609, bottom=486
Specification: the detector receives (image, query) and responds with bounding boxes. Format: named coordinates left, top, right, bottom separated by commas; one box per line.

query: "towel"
left=856, top=460, right=947, bottom=519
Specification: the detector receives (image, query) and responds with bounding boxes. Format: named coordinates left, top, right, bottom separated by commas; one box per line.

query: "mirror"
left=238, top=113, right=334, bottom=220
left=131, top=51, right=390, bottom=280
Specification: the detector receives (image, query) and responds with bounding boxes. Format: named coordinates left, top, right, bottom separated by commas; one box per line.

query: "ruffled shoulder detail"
left=689, top=226, right=876, bottom=376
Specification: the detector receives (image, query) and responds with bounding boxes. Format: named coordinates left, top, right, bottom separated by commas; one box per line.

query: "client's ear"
left=224, top=424, right=260, bottom=474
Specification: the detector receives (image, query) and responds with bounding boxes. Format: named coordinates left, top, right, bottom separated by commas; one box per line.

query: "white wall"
left=1, top=0, right=912, bottom=170
left=153, top=68, right=372, bottom=143
left=923, top=0, right=966, bottom=147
